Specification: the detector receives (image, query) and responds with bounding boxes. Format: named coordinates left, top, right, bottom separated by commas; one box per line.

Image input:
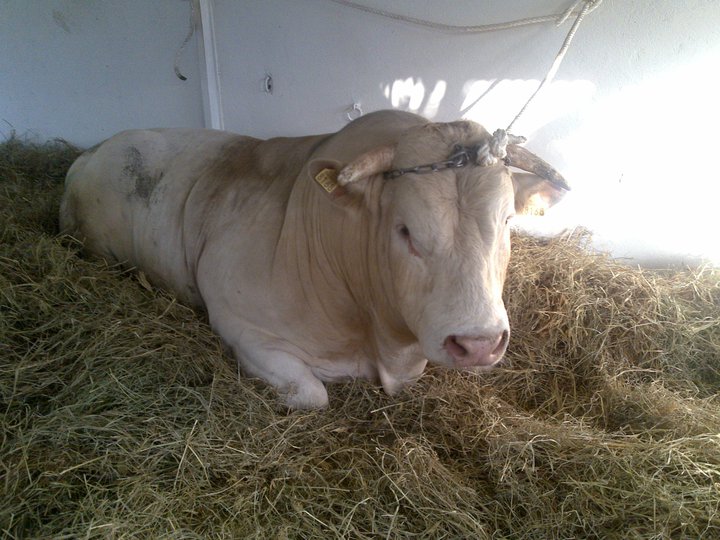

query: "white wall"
left=2, top=0, right=719, bottom=266
left=211, top=0, right=720, bottom=267
left=0, top=0, right=205, bottom=147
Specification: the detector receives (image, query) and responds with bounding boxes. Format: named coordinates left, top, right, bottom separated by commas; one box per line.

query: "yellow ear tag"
left=525, top=193, right=548, bottom=216
left=314, top=168, right=339, bottom=194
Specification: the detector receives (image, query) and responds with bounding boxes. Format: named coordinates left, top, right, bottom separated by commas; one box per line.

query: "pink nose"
left=443, top=331, right=509, bottom=367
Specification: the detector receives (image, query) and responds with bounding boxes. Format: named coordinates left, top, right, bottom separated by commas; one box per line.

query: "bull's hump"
left=255, top=134, right=330, bottom=180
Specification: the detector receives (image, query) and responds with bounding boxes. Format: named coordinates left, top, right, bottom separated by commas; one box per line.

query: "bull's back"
left=60, top=128, right=260, bottom=304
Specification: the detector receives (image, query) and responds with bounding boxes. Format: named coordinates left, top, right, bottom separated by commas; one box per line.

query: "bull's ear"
left=511, top=172, right=569, bottom=216
left=308, top=159, right=348, bottom=201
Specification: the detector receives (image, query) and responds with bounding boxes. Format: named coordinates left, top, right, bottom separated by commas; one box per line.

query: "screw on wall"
left=263, top=74, right=273, bottom=94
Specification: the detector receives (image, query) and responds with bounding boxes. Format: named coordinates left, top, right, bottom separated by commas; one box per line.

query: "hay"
left=1, top=135, right=719, bottom=539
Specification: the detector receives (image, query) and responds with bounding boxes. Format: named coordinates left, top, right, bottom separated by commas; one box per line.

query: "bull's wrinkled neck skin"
left=270, top=111, right=429, bottom=372
left=276, top=163, right=417, bottom=364
left=336, top=175, right=429, bottom=388
left=356, top=175, right=419, bottom=346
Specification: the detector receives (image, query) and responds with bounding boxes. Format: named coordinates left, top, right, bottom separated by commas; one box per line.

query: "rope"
left=174, top=0, right=197, bottom=81
left=506, top=0, right=602, bottom=131
left=326, top=0, right=601, bottom=33
left=327, top=0, right=602, bottom=134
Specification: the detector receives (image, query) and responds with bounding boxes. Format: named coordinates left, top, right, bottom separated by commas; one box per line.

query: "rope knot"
left=475, top=130, right=528, bottom=166
left=489, top=129, right=509, bottom=161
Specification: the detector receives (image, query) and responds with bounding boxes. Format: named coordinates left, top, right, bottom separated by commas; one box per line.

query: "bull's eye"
left=397, top=224, right=421, bottom=257
left=505, top=214, right=515, bottom=225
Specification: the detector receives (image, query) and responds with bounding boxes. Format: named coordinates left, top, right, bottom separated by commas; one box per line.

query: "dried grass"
left=1, top=135, right=719, bottom=539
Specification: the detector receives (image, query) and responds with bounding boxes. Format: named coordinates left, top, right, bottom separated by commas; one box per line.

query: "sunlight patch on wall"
left=382, top=78, right=446, bottom=118
left=380, top=61, right=719, bottom=265
left=460, top=79, right=596, bottom=136
left=424, top=80, right=447, bottom=118
left=553, top=49, right=720, bottom=265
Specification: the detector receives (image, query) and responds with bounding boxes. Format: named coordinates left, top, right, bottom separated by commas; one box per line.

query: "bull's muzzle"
left=443, top=330, right=509, bottom=368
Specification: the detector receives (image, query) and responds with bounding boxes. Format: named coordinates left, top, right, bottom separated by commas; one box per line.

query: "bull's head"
left=318, top=119, right=568, bottom=372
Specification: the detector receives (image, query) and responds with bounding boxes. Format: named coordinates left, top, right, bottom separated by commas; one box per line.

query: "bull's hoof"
left=280, top=381, right=330, bottom=410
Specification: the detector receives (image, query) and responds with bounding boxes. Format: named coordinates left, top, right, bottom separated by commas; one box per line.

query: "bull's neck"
left=279, top=172, right=411, bottom=345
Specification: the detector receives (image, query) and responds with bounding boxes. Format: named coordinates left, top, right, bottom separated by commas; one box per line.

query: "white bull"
left=60, top=110, right=568, bottom=408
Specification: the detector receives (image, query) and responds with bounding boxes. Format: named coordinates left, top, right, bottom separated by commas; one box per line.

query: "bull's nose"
left=443, top=330, right=509, bottom=367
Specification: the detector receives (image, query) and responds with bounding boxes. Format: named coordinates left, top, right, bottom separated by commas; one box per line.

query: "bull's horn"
left=338, top=144, right=395, bottom=186
left=505, top=144, right=571, bottom=191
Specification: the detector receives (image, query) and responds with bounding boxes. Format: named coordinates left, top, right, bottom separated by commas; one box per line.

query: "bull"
left=60, top=110, right=568, bottom=408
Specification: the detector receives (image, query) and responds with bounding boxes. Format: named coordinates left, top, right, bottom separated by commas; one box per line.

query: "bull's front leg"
left=211, top=319, right=330, bottom=409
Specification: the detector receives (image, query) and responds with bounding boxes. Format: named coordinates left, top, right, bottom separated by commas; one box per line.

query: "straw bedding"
left=1, top=135, right=719, bottom=539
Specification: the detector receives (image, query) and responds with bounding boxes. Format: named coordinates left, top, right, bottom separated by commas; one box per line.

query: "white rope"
left=327, top=0, right=603, bottom=134
left=506, top=0, right=602, bottom=131
left=326, top=0, right=601, bottom=33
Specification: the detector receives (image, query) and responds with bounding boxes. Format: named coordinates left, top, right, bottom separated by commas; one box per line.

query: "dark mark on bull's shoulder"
left=123, top=146, right=162, bottom=204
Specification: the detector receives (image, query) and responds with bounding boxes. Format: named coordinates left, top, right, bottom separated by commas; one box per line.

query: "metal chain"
left=383, top=128, right=530, bottom=179
left=384, top=145, right=480, bottom=179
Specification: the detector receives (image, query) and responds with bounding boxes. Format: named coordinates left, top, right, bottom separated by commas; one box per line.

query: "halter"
left=383, top=129, right=527, bottom=180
